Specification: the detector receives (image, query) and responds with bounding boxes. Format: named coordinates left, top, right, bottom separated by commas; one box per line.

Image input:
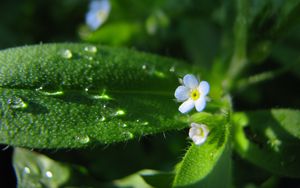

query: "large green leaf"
left=173, top=112, right=231, bottom=187
left=233, top=109, right=300, bottom=177
left=0, top=43, right=194, bottom=149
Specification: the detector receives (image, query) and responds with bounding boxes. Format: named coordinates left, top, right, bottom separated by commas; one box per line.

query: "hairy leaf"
left=0, top=43, right=195, bottom=148
left=173, top=113, right=231, bottom=187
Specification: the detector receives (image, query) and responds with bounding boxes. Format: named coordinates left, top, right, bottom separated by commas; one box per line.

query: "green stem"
left=225, top=0, right=249, bottom=91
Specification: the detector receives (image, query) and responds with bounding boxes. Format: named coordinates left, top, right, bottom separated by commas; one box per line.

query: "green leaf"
left=111, top=169, right=173, bottom=188
left=13, top=147, right=101, bottom=187
left=13, top=147, right=70, bottom=188
left=173, top=113, right=231, bottom=187
left=233, top=109, right=300, bottom=178
left=0, top=43, right=194, bottom=149
left=141, top=171, right=174, bottom=188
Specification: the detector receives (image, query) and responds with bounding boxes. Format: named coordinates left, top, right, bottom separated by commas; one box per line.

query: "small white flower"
left=174, top=74, right=210, bottom=114
left=86, top=0, right=111, bottom=30
left=189, top=123, right=209, bottom=145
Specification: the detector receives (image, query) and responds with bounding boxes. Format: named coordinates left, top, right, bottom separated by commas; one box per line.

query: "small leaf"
left=233, top=109, right=300, bottom=177
left=141, top=171, right=174, bottom=188
left=13, top=148, right=101, bottom=187
left=112, top=169, right=173, bottom=188
left=13, top=148, right=70, bottom=188
left=173, top=113, right=231, bottom=187
left=0, top=43, right=195, bottom=149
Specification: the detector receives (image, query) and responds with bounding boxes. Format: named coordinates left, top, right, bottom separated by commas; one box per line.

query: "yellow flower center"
left=190, top=89, right=200, bottom=101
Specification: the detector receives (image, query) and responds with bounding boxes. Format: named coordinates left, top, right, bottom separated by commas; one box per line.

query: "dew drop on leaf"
left=123, top=131, right=134, bottom=139
left=61, top=49, right=72, bottom=59
left=39, top=90, right=64, bottom=96
left=7, top=97, right=27, bottom=109
left=99, top=116, right=106, bottom=122
left=75, top=135, right=90, bottom=144
left=169, top=66, right=175, bottom=72
left=142, top=64, right=147, bottom=70
left=136, top=119, right=149, bottom=125
left=84, top=46, right=97, bottom=53
left=120, top=123, right=127, bottom=128
left=142, top=121, right=149, bottom=125
left=154, top=71, right=166, bottom=78
left=114, top=109, right=126, bottom=116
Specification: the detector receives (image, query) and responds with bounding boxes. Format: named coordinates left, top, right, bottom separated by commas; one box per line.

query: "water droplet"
left=45, top=171, right=53, bottom=178
left=142, top=64, right=147, bottom=70
left=35, top=86, right=43, bottom=91
left=76, top=135, right=90, bottom=144
left=7, top=97, right=27, bottom=109
left=61, top=49, right=72, bottom=59
left=114, top=109, right=126, bottom=116
left=142, top=121, right=149, bottom=125
left=89, top=89, right=113, bottom=100
left=84, top=46, right=97, bottom=53
left=154, top=71, right=166, bottom=78
left=39, top=91, right=64, bottom=96
left=85, top=88, right=89, bottom=92
left=103, top=104, right=107, bottom=108
left=136, top=120, right=149, bottom=125
left=23, top=167, right=31, bottom=174
left=123, top=131, right=134, bottom=139
left=169, top=66, right=175, bottom=72
left=120, top=123, right=127, bottom=128
left=100, top=116, right=106, bottom=122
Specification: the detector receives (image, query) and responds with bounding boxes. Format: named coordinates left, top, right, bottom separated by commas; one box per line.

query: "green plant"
left=1, top=0, right=300, bottom=187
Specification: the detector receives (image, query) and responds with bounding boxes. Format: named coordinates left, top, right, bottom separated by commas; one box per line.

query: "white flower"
left=189, top=123, right=209, bottom=145
left=85, top=0, right=111, bottom=30
left=174, top=74, right=210, bottom=114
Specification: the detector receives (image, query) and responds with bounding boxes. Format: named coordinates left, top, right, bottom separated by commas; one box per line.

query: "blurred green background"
left=1, top=0, right=300, bottom=187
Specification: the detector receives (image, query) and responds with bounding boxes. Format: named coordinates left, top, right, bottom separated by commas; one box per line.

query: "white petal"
left=199, top=81, right=210, bottom=95
left=174, top=86, right=189, bottom=102
left=179, top=99, right=195, bottom=114
left=195, top=96, right=206, bottom=112
left=188, top=123, right=209, bottom=146
left=188, top=127, right=199, bottom=138
left=192, top=135, right=207, bottom=145
left=183, top=74, right=199, bottom=89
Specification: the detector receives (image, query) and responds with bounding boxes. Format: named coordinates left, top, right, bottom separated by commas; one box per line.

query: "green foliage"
left=0, top=43, right=196, bottom=149
left=233, top=109, right=300, bottom=178
left=1, top=0, right=300, bottom=187
left=13, top=148, right=70, bottom=188
left=173, top=113, right=231, bottom=187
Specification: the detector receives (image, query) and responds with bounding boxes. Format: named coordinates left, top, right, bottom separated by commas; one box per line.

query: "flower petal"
left=195, top=96, right=206, bottom=112
left=192, top=135, right=207, bottom=145
left=174, top=86, right=190, bottom=102
left=179, top=99, right=195, bottom=114
left=199, top=81, right=210, bottom=95
left=86, top=0, right=111, bottom=30
left=188, top=123, right=209, bottom=146
left=188, top=127, right=199, bottom=138
left=183, top=74, right=199, bottom=89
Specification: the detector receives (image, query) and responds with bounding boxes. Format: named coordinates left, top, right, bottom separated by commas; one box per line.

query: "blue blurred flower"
left=85, top=0, right=111, bottom=30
